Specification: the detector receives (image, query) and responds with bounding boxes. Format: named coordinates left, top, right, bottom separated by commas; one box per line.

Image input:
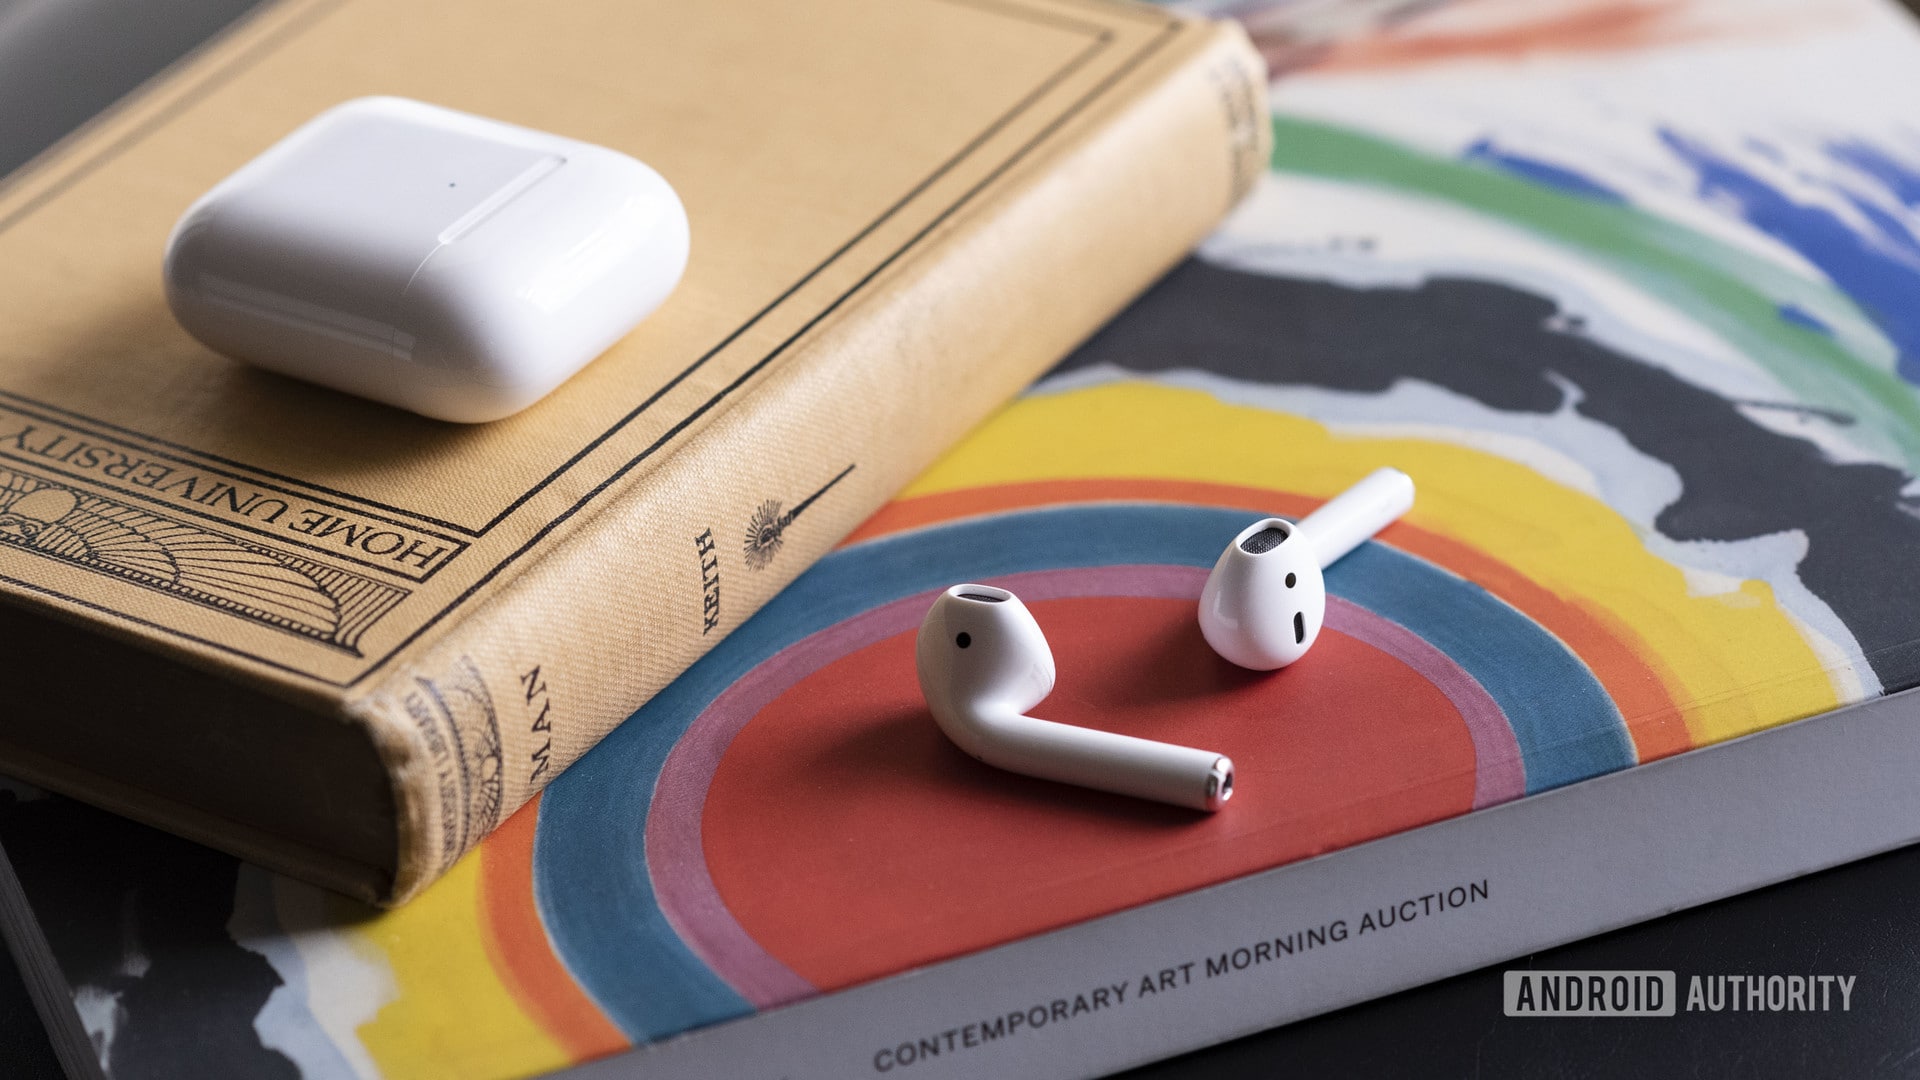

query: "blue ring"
left=534, top=502, right=1630, bottom=1040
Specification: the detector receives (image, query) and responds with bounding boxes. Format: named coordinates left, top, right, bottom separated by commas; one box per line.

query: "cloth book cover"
left=0, top=0, right=1265, bottom=904
left=7, top=0, right=1920, bottom=1075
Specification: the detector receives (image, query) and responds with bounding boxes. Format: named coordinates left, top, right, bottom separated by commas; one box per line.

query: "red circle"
left=702, top=595, right=1476, bottom=991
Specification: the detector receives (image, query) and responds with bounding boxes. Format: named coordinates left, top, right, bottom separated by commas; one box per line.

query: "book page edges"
left=0, top=736, right=388, bottom=898
left=343, top=19, right=1271, bottom=904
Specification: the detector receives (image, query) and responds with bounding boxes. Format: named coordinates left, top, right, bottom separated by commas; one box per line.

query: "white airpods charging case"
left=163, top=96, right=689, bottom=423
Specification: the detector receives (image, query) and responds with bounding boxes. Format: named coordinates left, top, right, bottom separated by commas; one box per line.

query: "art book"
left=7, top=0, right=1920, bottom=1076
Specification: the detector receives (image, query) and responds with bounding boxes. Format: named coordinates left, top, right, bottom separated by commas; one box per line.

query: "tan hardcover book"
left=0, top=0, right=1267, bottom=904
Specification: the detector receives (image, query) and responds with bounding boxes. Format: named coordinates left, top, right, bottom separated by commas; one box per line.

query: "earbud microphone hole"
left=956, top=632, right=972, bottom=648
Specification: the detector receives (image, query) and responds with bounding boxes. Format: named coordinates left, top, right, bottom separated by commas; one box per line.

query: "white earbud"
left=916, top=584, right=1233, bottom=811
left=1199, top=468, right=1414, bottom=670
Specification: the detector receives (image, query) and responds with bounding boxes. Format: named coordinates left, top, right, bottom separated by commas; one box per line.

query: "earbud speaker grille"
left=1240, top=527, right=1288, bottom=554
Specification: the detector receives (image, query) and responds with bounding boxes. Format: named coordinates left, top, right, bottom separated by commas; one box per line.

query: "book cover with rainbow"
left=6, top=0, right=1920, bottom=1075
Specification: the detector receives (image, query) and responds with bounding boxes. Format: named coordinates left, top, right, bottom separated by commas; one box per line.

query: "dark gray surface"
left=4, top=2, right=1920, bottom=1078
left=1124, top=845, right=1920, bottom=1079
left=0, top=0, right=269, bottom=178
left=0, top=933, right=61, bottom=1080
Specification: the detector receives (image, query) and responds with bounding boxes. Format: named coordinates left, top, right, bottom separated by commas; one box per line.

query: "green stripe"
left=1269, top=114, right=1920, bottom=468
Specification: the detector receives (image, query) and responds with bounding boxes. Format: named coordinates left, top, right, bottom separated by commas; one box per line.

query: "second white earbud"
left=1199, top=467, right=1414, bottom=670
left=916, top=584, right=1233, bottom=811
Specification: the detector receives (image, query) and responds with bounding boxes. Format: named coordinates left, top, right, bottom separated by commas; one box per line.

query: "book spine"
left=344, top=21, right=1273, bottom=903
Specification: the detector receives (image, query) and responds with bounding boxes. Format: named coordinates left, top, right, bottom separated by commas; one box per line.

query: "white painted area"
left=1268, top=0, right=1920, bottom=285
left=229, top=865, right=389, bottom=1080
left=1237, top=162, right=1890, bottom=374
left=1732, top=402, right=1896, bottom=468
left=1201, top=171, right=1902, bottom=469
left=72, top=983, right=124, bottom=1073
left=1782, top=598, right=1878, bottom=705
left=1204, top=171, right=1808, bottom=389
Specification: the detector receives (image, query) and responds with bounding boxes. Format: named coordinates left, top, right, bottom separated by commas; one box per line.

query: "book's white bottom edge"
left=557, top=685, right=1920, bottom=1079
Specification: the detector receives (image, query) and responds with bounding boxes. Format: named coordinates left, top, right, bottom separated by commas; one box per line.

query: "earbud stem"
left=1297, top=467, right=1414, bottom=568
left=966, top=713, right=1233, bottom=812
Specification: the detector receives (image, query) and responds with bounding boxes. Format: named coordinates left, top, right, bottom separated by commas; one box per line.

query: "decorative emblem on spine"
left=0, top=466, right=407, bottom=652
left=742, top=463, right=855, bottom=571
left=400, top=655, right=504, bottom=868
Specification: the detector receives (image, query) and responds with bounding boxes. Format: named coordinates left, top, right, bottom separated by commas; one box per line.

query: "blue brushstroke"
left=1663, top=129, right=1920, bottom=384
left=1464, top=137, right=1625, bottom=204
left=1745, top=138, right=1786, bottom=165
left=1830, top=139, right=1920, bottom=207
left=1839, top=188, right=1920, bottom=256
left=1777, top=303, right=1832, bottom=335
left=532, top=710, right=754, bottom=1039
left=535, top=501, right=1630, bottom=1041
